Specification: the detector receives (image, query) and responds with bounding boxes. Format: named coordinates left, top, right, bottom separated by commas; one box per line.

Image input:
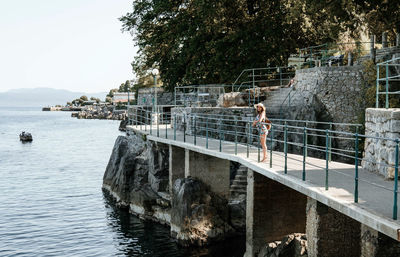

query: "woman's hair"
left=257, top=106, right=266, bottom=122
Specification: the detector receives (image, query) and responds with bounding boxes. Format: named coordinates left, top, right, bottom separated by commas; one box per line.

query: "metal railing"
left=294, top=41, right=374, bottom=68
left=232, top=66, right=296, bottom=89
left=128, top=109, right=400, bottom=220
left=376, top=57, right=400, bottom=108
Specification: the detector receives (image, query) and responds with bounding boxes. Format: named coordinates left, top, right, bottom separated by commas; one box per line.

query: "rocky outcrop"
left=102, top=133, right=170, bottom=224
left=170, top=177, right=235, bottom=246
left=258, top=233, right=307, bottom=257
left=103, top=132, right=245, bottom=246
left=73, top=106, right=126, bottom=120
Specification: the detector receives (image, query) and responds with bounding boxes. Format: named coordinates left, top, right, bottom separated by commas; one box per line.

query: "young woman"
left=252, top=103, right=271, bottom=162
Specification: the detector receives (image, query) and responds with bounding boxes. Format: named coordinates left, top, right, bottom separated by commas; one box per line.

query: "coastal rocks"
left=102, top=133, right=170, bottom=224
left=170, top=177, right=234, bottom=246
left=258, top=233, right=307, bottom=257
left=73, top=106, right=126, bottom=120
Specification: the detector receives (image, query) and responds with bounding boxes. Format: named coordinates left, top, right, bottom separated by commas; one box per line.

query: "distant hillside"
left=0, top=88, right=107, bottom=107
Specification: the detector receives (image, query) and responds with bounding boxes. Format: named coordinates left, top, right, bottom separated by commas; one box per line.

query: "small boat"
left=20, top=131, right=33, bottom=142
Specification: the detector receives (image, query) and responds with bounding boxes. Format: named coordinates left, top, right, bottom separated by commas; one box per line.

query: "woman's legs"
left=260, top=134, right=267, bottom=161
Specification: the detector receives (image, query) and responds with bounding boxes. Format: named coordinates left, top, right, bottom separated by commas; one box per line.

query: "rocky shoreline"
left=102, top=130, right=309, bottom=255
left=71, top=106, right=126, bottom=120
left=102, top=131, right=246, bottom=246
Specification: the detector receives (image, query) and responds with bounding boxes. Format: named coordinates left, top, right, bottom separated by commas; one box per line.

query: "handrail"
left=376, top=56, right=400, bottom=108
left=128, top=108, right=400, bottom=220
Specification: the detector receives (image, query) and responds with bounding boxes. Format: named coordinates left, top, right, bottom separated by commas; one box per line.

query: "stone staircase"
left=230, top=165, right=248, bottom=197
left=263, top=87, right=293, bottom=119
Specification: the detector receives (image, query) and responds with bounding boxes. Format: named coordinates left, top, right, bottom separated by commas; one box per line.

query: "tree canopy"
left=120, top=0, right=400, bottom=91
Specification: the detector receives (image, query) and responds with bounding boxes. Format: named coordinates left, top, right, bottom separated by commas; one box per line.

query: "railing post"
left=376, top=65, right=380, bottom=108
left=269, top=124, right=273, bottom=168
left=206, top=117, right=209, bottom=149
left=325, top=129, right=329, bottom=190
left=219, top=119, right=222, bottom=152
left=157, top=112, right=160, bottom=137
left=234, top=117, right=237, bottom=155
left=329, top=123, right=332, bottom=162
left=165, top=112, right=168, bottom=139
left=302, top=127, right=307, bottom=181
left=279, top=67, right=282, bottom=87
left=247, top=122, right=250, bottom=158
left=150, top=112, right=152, bottom=135
left=174, top=113, right=176, bottom=140
left=354, top=133, right=359, bottom=203
left=194, top=114, right=197, bottom=145
left=284, top=122, right=288, bottom=174
left=393, top=140, right=399, bottom=220
left=183, top=114, right=186, bottom=143
left=385, top=63, right=389, bottom=109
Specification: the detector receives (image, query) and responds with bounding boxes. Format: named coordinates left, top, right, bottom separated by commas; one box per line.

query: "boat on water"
left=19, top=131, right=33, bottom=142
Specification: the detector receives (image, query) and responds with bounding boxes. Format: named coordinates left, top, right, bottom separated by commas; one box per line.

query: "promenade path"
left=127, top=124, right=400, bottom=241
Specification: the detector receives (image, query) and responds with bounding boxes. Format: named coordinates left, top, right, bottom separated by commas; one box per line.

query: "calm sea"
left=0, top=107, right=244, bottom=257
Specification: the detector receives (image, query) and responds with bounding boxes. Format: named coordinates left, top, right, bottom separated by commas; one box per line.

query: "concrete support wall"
left=185, top=150, right=230, bottom=199
left=306, top=197, right=361, bottom=257
left=245, top=170, right=307, bottom=256
left=361, top=224, right=400, bottom=257
left=169, top=145, right=185, bottom=194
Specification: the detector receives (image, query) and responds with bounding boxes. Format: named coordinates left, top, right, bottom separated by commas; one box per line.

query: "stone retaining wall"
left=362, top=108, right=400, bottom=179
left=137, top=88, right=174, bottom=106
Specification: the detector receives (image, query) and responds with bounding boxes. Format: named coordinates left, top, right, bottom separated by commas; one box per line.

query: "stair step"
left=233, top=180, right=247, bottom=186
left=231, top=185, right=246, bottom=190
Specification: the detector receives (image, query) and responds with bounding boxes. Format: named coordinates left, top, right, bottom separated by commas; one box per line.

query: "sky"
left=0, top=0, right=137, bottom=93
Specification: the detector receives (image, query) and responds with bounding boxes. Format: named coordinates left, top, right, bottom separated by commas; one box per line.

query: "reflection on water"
left=103, top=192, right=246, bottom=257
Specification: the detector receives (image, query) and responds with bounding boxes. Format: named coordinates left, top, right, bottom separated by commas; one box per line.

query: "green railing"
left=129, top=109, right=399, bottom=220
left=376, top=57, right=400, bottom=108
left=174, top=84, right=259, bottom=107
left=295, top=42, right=374, bottom=68
left=232, top=66, right=296, bottom=89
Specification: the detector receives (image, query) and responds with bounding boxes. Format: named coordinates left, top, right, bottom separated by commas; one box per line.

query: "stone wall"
left=283, top=65, right=365, bottom=125
left=171, top=107, right=257, bottom=144
left=362, top=108, right=400, bottom=179
left=137, top=87, right=174, bottom=106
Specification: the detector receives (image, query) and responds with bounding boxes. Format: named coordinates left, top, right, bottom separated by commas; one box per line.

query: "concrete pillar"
left=245, top=170, right=307, bottom=257
left=306, top=197, right=361, bottom=257
left=169, top=145, right=185, bottom=194
left=396, top=33, right=400, bottom=47
left=382, top=32, right=388, bottom=48
left=361, top=224, right=400, bottom=257
left=185, top=150, right=230, bottom=199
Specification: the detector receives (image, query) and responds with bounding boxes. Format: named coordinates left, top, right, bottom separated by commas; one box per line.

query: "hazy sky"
left=0, top=0, right=136, bottom=93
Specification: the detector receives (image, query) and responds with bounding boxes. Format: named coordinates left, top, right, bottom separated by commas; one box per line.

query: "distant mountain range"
left=0, top=88, right=107, bottom=107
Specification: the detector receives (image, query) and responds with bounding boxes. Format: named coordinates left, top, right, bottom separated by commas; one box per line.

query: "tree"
left=107, top=89, right=118, bottom=98
left=80, top=95, right=88, bottom=101
left=120, top=0, right=364, bottom=91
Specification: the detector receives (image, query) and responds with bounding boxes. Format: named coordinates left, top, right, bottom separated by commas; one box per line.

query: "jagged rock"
left=258, top=233, right=307, bottom=257
left=102, top=133, right=170, bottom=222
left=170, top=177, right=234, bottom=246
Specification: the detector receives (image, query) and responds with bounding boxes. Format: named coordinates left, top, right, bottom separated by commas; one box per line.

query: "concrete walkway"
left=127, top=124, right=400, bottom=241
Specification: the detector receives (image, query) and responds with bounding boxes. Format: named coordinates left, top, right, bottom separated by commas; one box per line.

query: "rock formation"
left=258, top=233, right=307, bottom=257
left=102, top=132, right=243, bottom=246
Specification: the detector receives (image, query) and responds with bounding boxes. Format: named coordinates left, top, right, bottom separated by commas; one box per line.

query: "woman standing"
left=252, top=103, right=271, bottom=162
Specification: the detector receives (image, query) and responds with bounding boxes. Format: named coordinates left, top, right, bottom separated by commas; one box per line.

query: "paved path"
left=127, top=124, right=400, bottom=241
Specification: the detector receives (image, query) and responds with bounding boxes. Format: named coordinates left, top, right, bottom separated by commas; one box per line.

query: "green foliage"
left=107, top=89, right=118, bottom=98
left=80, top=95, right=88, bottom=101
left=120, top=0, right=370, bottom=91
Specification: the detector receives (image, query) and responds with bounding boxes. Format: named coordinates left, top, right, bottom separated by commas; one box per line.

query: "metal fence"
left=376, top=57, right=400, bottom=108
left=128, top=109, right=400, bottom=220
